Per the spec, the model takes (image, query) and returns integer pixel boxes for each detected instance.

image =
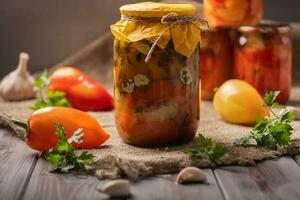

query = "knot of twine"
[121,12,208,63]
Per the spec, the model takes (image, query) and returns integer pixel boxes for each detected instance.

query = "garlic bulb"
[0,52,36,101]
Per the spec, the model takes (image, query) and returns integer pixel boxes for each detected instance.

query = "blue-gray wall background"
[0,0,299,78]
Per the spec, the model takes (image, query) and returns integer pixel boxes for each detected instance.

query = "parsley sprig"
[234,91,295,150]
[184,134,227,167]
[32,70,71,110]
[44,123,97,173]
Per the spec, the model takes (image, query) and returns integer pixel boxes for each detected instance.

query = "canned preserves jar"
[201,28,233,100]
[204,0,264,27]
[110,2,207,146]
[234,24,292,104]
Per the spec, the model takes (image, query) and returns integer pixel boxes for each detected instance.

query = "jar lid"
[237,23,291,34]
[120,2,197,17]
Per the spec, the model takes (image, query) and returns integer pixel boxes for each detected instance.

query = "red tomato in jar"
[234,45,291,104]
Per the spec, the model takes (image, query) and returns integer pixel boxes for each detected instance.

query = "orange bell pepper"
[14,107,110,152]
[49,67,114,111]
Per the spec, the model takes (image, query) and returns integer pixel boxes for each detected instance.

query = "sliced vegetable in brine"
[113,39,200,146]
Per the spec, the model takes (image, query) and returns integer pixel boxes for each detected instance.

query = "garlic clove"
[134,74,150,87]
[0,52,36,101]
[121,79,134,94]
[176,167,207,184]
[135,101,179,122]
[98,179,131,197]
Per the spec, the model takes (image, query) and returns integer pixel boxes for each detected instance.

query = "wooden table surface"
[1,127,300,200]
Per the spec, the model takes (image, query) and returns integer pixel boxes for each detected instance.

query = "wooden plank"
[0,128,28,151]
[23,156,224,200]
[214,157,300,200]
[0,129,39,200]
[2,121,299,200]
[22,157,107,200]
[215,166,265,200]
[293,155,300,166]
[257,157,300,200]
[129,169,224,200]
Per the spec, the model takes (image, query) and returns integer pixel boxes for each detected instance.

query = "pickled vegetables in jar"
[204,0,264,27]
[111,2,206,146]
[200,28,233,100]
[234,24,292,104]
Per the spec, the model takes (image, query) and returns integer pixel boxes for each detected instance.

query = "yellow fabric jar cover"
[111,2,205,57]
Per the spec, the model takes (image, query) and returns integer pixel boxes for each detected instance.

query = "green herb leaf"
[280,109,296,122]
[34,69,51,91]
[44,123,97,174]
[54,123,66,139]
[263,91,280,107]
[233,135,254,146]
[46,90,66,100]
[184,148,205,158]
[234,91,295,150]
[32,90,71,110]
[269,103,285,109]
[77,151,97,165]
[45,153,65,165]
[184,134,227,168]
[67,128,84,144]
[31,100,52,111]
[32,70,71,110]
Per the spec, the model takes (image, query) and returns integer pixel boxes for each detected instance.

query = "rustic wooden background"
[1,0,300,78]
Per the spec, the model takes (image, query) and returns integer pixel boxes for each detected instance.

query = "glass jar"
[234,24,292,104]
[200,28,233,100]
[111,2,204,146]
[204,0,264,27]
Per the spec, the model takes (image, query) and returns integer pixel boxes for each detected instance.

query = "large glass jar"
[111,2,204,146]
[200,28,233,100]
[204,0,264,27]
[234,24,292,104]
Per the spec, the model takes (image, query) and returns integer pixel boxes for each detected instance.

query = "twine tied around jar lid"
[121,12,208,63]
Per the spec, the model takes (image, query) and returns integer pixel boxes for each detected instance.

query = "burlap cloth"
[1,3,300,178]
[0,88,300,179]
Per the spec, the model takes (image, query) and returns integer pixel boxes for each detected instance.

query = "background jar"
[234,24,292,104]
[204,0,264,27]
[200,28,233,100]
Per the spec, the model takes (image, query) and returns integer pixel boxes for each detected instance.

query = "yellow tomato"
[213,79,269,125]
